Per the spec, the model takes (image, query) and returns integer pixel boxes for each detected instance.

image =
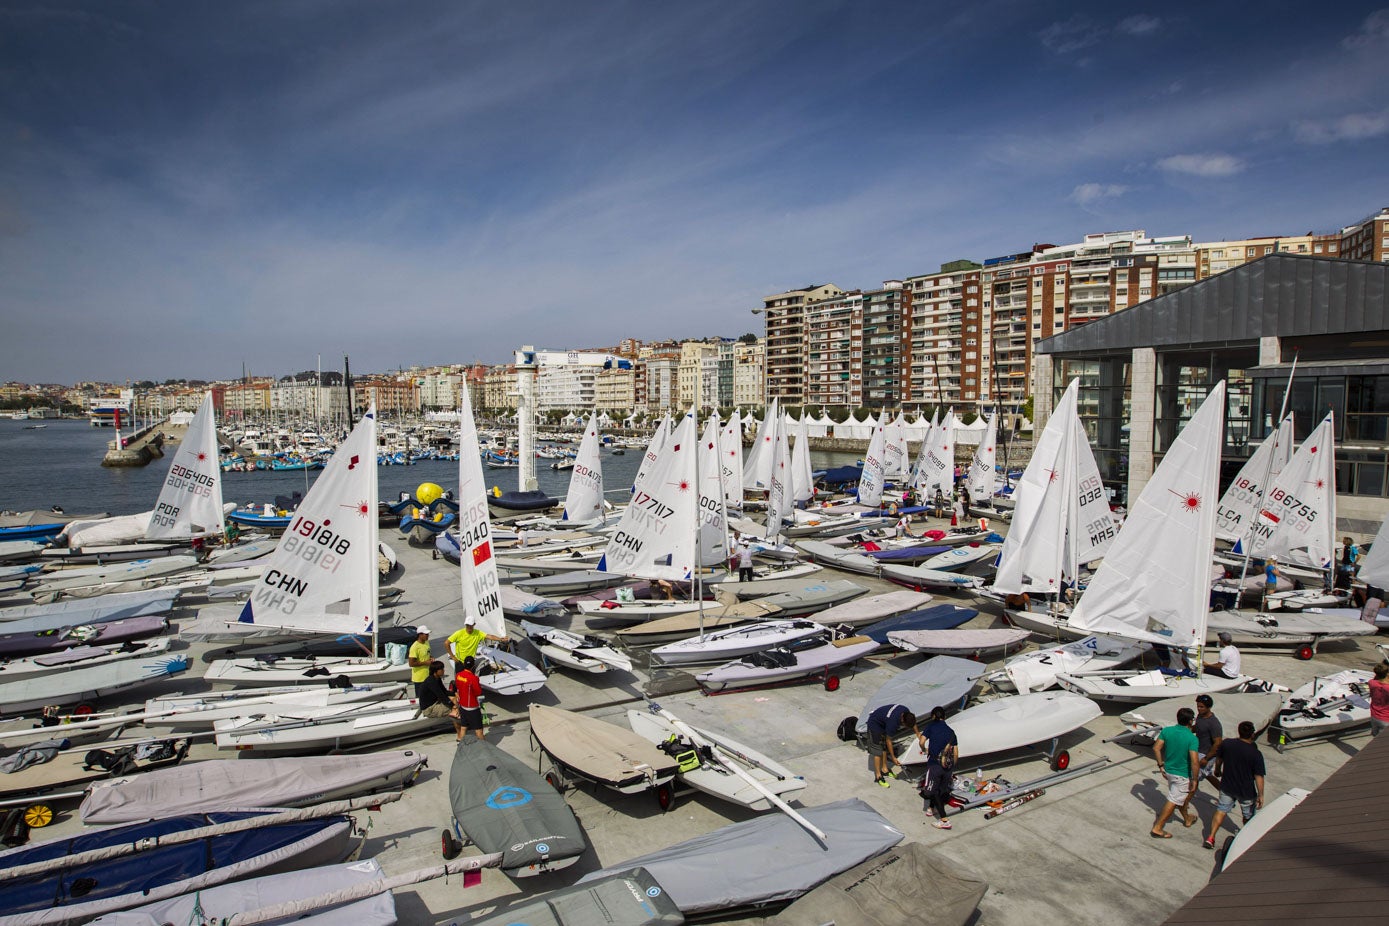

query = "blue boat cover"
[859,605,978,645]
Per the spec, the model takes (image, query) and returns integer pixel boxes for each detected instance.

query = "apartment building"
[760,283,843,405]
[1339,207,1389,262]
[732,339,765,409]
[904,262,984,410]
[223,379,273,417]
[482,366,516,412]
[804,291,863,409]
[644,356,680,413]
[594,365,637,412]
[354,377,419,414]
[861,283,909,408]
[535,364,599,412]
[678,339,725,411]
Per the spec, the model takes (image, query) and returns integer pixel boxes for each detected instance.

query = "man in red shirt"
[453,655,485,742]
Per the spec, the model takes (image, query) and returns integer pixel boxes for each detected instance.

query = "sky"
[2,1,1388,384]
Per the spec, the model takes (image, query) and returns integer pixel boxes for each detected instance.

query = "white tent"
[905,413,931,441]
[834,411,877,441]
[560,411,580,425]
[595,412,615,427]
[953,416,989,446]
[813,411,835,438]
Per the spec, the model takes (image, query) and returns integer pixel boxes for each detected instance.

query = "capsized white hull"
[144,682,410,730]
[518,620,632,674]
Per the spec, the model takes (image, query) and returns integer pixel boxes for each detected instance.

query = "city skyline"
[3,2,1388,383]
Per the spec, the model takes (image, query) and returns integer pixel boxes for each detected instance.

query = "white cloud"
[1156,153,1245,177]
[1070,183,1130,207]
[1343,8,1389,48]
[1294,110,1389,144]
[1117,15,1161,36]
[1039,16,1104,54]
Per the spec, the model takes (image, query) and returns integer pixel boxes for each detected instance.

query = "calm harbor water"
[0,419,860,517]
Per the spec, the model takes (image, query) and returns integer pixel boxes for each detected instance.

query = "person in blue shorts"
[864,704,921,788]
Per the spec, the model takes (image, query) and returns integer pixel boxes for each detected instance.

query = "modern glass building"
[1034,254,1389,534]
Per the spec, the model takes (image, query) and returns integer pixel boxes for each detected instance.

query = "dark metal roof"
[1038,254,1389,356]
[1163,731,1389,925]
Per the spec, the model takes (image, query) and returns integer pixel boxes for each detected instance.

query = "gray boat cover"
[0,589,178,634]
[855,655,986,733]
[765,842,988,926]
[722,580,868,619]
[451,867,683,926]
[579,799,904,915]
[81,751,427,824]
[449,736,586,875]
[87,858,394,926]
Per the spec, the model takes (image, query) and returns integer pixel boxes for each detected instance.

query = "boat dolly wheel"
[440,829,463,860]
[823,674,840,692]
[1050,750,1071,773]
[1294,644,1314,661]
[656,782,675,812]
[544,766,567,792]
[24,804,54,828]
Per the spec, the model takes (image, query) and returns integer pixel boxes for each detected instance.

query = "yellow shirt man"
[447,618,507,665]
[408,626,433,686]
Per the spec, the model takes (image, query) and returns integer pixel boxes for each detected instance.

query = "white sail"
[238,409,379,635]
[601,408,698,581]
[720,411,745,508]
[1065,412,1117,569]
[883,413,908,480]
[1215,413,1294,545]
[765,412,794,540]
[907,409,938,490]
[791,410,814,505]
[1246,411,1337,569]
[914,408,955,499]
[1355,514,1389,588]
[697,414,729,567]
[856,415,887,508]
[992,384,1077,597]
[1069,382,1227,649]
[632,414,670,496]
[563,411,605,522]
[744,398,778,490]
[457,383,505,636]
[147,392,225,540]
[966,413,998,501]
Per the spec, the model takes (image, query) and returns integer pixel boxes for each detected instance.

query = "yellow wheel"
[24,804,54,828]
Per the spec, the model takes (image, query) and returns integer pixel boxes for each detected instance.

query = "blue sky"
[2,1,1387,383]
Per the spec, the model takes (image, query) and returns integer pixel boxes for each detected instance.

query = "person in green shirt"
[407,626,433,699]
[1151,707,1200,839]
[446,616,508,671]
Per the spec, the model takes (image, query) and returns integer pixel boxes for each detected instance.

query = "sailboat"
[988,380,1116,638]
[561,410,605,525]
[883,412,908,485]
[205,409,405,687]
[147,392,226,541]
[456,382,546,696]
[855,415,887,509]
[1057,383,1268,701]
[966,412,1007,519]
[743,398,778,494]
[1204,410,1372,654]
[720,411,745,510]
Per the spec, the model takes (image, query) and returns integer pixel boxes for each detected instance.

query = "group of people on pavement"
[1150,694,1266,848]
[407,619,509,741]
[863,702,959,830]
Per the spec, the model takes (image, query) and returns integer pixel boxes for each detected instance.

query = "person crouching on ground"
[1151,707,1199,839]
[864,703,920,788]
[417,660,462,740]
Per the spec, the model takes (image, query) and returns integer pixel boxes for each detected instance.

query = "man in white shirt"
[735,539,754,582]
[1203,632,1242,679]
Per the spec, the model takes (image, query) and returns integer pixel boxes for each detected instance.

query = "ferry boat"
[88,389,134,427]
